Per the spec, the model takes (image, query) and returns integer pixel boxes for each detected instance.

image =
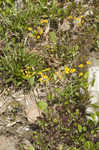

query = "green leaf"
[0,66,4,71]
[96,111,99,117]
[16,81,22,87]
[83,126,87,132]
[84,71,89,79]
[82,81,88,88]
[64,8,70,16]
[91,104,99,109]
[52,0,57,8]
[84,141,95,150]
[5,77,13,83]
[6,0,13,6]
[57,8,63,16]
[96,142,99,150]
[49,31,56,43]
[90,113,97,122]
[37,101,48,113]
[28,146,35,150]
[78,124,82,133]
[91,78,95,87]
[28,77,34,86]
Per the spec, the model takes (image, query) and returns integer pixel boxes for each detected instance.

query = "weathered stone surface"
[24,90,41,123]
[0,89,41,123]
[0,136,18,150]
[87,53,99,122]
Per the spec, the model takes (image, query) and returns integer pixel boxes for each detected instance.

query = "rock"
[0,136,18,150]
[24,90,41,123]
[60,19,70,32]
[87,54,99,122]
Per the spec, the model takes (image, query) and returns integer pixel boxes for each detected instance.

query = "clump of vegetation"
[0,0,99,150]
[30,72,99,150]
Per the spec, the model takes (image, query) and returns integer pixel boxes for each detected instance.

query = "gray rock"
[87,54,99,123]
[0,136,18,150]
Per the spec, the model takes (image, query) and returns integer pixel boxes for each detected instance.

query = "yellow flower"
[81,16,84,18]
[34,30,38,34]
[40,19,48,24]
[76,18,81,21]
[78,64,84,68]
[54,72,58,75]
[70,68,76,73]
[38,77,43,82]
[77,22,82,27]
[86,61,91,65]
[25,71,31,78]
[40,19,44,24]
[27,71,30,75]
[42,68,50,72]
[37,26,41,30]
[25,70,28,74]
[32,72,35,76]
[37,35,40,39]
[39,28,43,35]
[65,67,70,74]
[73,16,77,20]
[58,75,62,80]
[44,19,48,23]
[26,66,30,70]
[78,72,83,77]
[68,16,73,19]
[26,75,31,78]
[38,75,49,83]
[81,20,84,24]
[43,75,49,80]
[38,72,43,76]
[28,27,32,31]
[20,69,24,72]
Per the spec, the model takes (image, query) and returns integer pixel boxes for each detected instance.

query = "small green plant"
[0,48,45,87]
[31,74,98,150]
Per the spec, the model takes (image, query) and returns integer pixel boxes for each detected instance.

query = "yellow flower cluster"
[78,61,91,78]
[86,61,91,65]
[63,60,91,78]
[70,68,76,73]
[64,67,70,74]
[64,67,76,74]
[28,19,48,40]
[40,19,48,24]
[28,26,44,40]
[20,66,35,79]
[20,60,91,83]
[78,72,83,77]
[54,71,63,80]
[34,26,44,39]
[78,64,84,68]
[37,26,43,35]
[28,27,32,31]
[21,69,31,78]
[42,60,91,82]
[68,15,85,27]
[38,68,50,83]
[38,72,49,83]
